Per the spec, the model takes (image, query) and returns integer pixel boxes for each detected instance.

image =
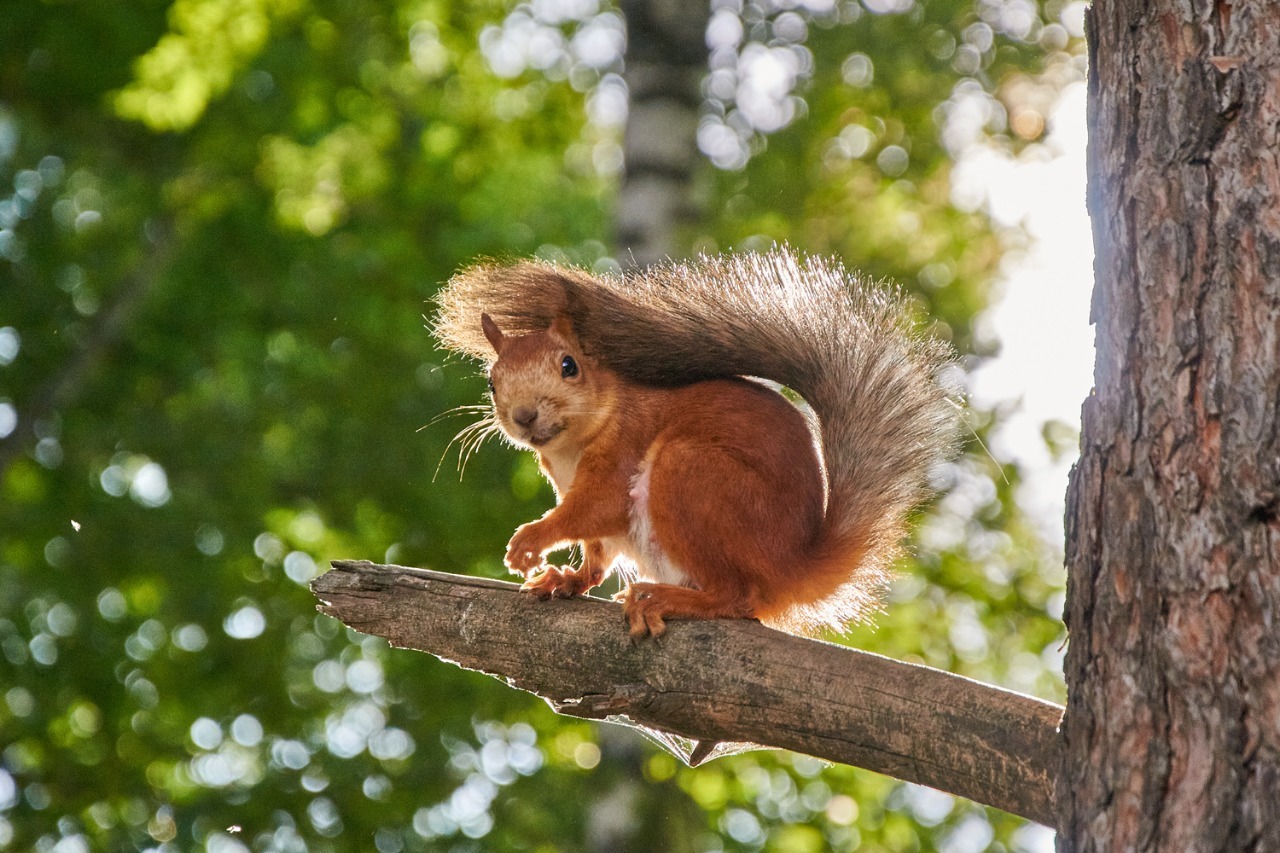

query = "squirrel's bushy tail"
[436,249,960,634]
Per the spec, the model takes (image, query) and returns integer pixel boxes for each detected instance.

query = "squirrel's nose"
[512,407,537,428]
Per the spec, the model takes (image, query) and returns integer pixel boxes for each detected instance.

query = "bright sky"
[910,85,1093,853]
[967,81,1095,548]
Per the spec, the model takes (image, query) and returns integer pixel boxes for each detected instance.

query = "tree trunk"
[615,0,708,267]
[1061,0,1280,848]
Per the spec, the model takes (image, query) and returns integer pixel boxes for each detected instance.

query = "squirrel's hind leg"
[614,582,754,638]
[631,434,822,629]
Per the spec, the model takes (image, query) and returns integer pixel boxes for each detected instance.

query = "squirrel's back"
[436,249,960,633]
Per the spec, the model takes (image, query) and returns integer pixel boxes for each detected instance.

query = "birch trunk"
[616,0,708,267]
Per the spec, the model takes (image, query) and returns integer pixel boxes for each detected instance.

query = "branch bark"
[312,560,1063,828]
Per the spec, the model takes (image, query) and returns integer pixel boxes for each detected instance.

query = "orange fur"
[436,251,959,637]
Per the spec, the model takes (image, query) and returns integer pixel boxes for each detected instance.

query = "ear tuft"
[481,313,505,354]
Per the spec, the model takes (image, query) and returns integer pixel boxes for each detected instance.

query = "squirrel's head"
[481,313,615,452]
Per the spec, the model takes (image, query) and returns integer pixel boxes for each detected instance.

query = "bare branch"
[312,560,1063,828]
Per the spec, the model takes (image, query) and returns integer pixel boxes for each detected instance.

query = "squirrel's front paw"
[504,522,551,576]
[521,566,586,599]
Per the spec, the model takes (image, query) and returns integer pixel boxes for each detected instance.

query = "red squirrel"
[435,250,958,638]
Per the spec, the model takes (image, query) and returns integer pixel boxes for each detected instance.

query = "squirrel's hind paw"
[616,583,668,639]
[616,582,756,639]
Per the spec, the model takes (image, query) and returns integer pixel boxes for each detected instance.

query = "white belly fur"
[627,463,691,587]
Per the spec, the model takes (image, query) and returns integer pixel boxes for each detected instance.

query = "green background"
[0,0,1078,849]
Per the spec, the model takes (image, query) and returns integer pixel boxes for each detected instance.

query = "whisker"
[457,420,503,479]
[434,415,499,481]
[417,404,493,433]
[953,399,1008,485]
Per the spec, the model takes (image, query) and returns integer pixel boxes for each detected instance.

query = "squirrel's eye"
[560,355,579,379]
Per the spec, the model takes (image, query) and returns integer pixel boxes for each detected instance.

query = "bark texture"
[616,0,708,267]
[1062,0,1280,848]
[313,560,1064,827]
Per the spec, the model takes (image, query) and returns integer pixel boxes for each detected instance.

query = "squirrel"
[434,249,959,638]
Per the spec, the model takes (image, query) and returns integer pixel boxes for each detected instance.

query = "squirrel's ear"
[480,313,505,354]
[548,314,576,342]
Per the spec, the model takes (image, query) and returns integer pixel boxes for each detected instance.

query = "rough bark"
[313,560,1063,827]
[615,0,709,267]
[1061,0,1280,847]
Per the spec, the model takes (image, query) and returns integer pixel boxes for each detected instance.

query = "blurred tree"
[614,0,708,267]
[0,0,1078,850]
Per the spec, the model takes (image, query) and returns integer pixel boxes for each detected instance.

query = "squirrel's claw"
[504,521,550,575]
[521,565,587,599]
[617,583,667,639]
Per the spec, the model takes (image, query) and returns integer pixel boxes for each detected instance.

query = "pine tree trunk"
[1061,0,1280,848]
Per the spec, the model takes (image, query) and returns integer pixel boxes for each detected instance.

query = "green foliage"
[0,0,1075,850]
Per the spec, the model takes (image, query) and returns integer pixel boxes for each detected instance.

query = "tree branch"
[312,560,1063,828]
